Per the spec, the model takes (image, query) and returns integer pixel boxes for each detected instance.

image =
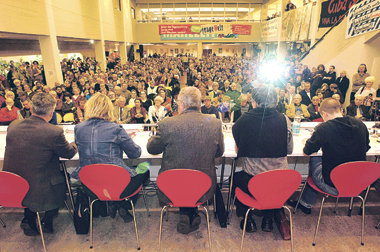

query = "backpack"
[73,187,90,234]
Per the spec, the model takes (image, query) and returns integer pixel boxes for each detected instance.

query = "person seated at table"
[0,98,20,125]
[201,96,219,118]
[288,98,370,214]
[307,96,322,121]
[19,97,32,119]
[148,96,167,123]
[113,96,131,124]
[355,76,377,107]
[232,85,293,233]
[130,98,147,124]
[286,94,310,121]
[61,92,76,120]
[73,93,149,222]
[346,96,371,120]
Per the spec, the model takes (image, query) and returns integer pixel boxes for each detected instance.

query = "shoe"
[20,218,39,236]
[287,200,311,215]
[118,208,133,223]
[240,218,257,233]
[42,221,54,234]
[177,214,199,234]
[261,217,273,232]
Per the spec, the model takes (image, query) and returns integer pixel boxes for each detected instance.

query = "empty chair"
[294,161,380,246]
[233,169,301,252]
[156,169,212,251]
[0,171,47,252]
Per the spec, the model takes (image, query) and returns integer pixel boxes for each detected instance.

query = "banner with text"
[319,0,358,28]
[261,18,280,41]
[346,0,380,38]
[159,24,252,40]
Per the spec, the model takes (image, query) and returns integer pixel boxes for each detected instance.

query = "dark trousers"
[24,208,58,224]
[232,171,274,219]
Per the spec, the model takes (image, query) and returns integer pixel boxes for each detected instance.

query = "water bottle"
[293,108,301,135]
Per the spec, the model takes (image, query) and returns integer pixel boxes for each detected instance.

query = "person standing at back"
[232,85,293,233]
[147,86,224,234]
[3,93,77,236]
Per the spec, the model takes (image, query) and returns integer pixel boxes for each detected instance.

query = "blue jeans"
[299,157,338,208]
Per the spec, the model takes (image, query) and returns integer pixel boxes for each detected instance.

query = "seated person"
[19,97,32,119]
[289,98,370,214]
[332,93,342,104]
[73,93,149,222]
[61,92,76,118]
[276,89,288,114]
[148,96,167,123]
[201,96,219,118]
[346,96,371,120]
[0,98,20,125]
[130,98,147,123]
[307,96,321,121]
[113,96,132,124]
[286,94,310,121]
[355,76,377,107]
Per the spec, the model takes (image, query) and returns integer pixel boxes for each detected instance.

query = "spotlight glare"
[259,60,286,82]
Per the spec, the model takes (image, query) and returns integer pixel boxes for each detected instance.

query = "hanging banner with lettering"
[346,0,380,38]
[159,24,251,40]
[261,18,280,41]
[319,0,358,28]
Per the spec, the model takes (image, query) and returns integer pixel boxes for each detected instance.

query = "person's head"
[329,65,335,72]
[178,86,201,113]
[159,89,166,99]
[134,98,142,108]
[319,98,342,121]
[63,92,72,102]
[340,70,346,77]
[240,94,249,106]
[304,82,311,92]
[332,93,341,103]
[230,82,237,91]
[108,91,116,100]
[89,87,95,94]
[154,95,164,106]
[358,64,367,73]
[14,79,21,87]
[321,83,329,91]
[317,64,325,71]
[355,96,364,106]
[252,85,277,108]
[122,83,128,90]
[329,83,338,92]
[289,85,296,94]
[114,86,121,96]
[116,96,126,107]
[55,86,62,94]
[293,94,302,105]
[204,96,212,108]
[31,93,56,120]
[73,87,80,95]
[5,98,14,107]
[140,91,147,99]
[365,76,375,88]
[131,90,137,98]
[5,91,15,100]
[21,98,32,109]
[316,89,323,100]
[311,96,320,106]
[212,82,219,91]
[85,93,115,121]
[78,97,86,108]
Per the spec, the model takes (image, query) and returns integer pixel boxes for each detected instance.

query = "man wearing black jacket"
[335,70,350,103]
[290,98,370,214]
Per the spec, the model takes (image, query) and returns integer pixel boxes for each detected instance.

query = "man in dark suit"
[3,93,77,236]
[346,96,371,120]
[147,87,224,234]
[300,82,312,106]
[335,70,350,103]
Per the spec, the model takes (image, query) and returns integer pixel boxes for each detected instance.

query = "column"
[40,0,63,87]
[94,40,106,71]
[309,1,322,47]
[197,42,203,59]
[119,42,127,63]
[134,43,140,61]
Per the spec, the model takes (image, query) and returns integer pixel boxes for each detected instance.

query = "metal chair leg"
[230,195,237,223]
[312,196,326,246]
[348,197,354,217]
[129,199,141,250]
[89,199,98,249]
[141,188,151,217]
[359,186,370,215]
[283,206,294,252]
[165,207,169,222]
[240,208,253,252]
[0,216,5,228]
[357,196,365,246]
[334,198,339,214]
[226,158,237,221]
[294,180,308,214]
[158,205,169,252]
[202,206,212,252]
[36,212,47,252]
[61,162,75,217]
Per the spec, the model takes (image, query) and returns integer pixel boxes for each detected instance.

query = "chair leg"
[158,205,169,252]
[141,188,151,217]
[294,180,308,214]
[357,196,365,246]
[312,196,326,246]
[230,195,237,223]
[89,199,98,249]
[213,194,217,219]
[36,212,47,252]
[129,199,141,250]
[283,206,294,252]
[202,206,212,252]
[62,162,75,217]
[348,197,354,217]
[0,216,5,228]
[165,207,169,222]
[334,198,339,214]
[240,208,253,252]
[359,186,370,215]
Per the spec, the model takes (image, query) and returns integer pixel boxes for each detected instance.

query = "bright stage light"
[258,60,287,83]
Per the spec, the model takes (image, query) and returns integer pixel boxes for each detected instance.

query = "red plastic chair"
[0,171,47,252]
[79,164,144,250]
[156,169,212,251]
[233,169,301,252]
[294,161,380,246]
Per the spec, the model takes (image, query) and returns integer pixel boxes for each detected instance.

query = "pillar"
[197,42,203,59]
[94,40,106,71]
[134,43,140,61]
[119,42,127,63]
[40,0,63,87]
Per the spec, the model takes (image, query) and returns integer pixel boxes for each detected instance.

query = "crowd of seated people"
[0,54,378,127]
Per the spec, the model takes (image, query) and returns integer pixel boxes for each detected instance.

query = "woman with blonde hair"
[72,93,149,221]
[355,76,377,107]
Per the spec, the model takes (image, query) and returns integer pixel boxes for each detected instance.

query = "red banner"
[159,25,201,35]
[231,25,252,35]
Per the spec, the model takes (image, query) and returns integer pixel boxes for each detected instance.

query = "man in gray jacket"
[147,86,224,234]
